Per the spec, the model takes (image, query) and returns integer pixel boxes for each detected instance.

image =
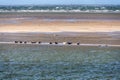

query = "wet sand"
[0,32,120,45]
[0,41,120,47]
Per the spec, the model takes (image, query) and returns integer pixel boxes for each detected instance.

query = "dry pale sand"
[0,19,120,32]
[0,12,120,33]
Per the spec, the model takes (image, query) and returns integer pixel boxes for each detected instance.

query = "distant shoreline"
[0,11,120,13]
[0,5,120,13]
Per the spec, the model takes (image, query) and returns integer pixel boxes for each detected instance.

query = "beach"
[0,12,120,32]
[0,20,120,32]
[0,12,120,45]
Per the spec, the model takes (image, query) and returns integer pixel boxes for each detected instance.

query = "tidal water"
[0,44,120,80]
[0,5,120,13]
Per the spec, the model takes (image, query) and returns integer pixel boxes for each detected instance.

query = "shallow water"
[0,44,120,80]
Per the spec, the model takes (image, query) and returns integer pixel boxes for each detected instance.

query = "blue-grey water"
[0,44,120,80]
[0,5,120,13]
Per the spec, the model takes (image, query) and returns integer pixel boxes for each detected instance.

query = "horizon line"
[0,4,120,6]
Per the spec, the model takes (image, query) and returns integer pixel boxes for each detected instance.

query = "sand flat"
[0,20,120,32]
[0,12,120,45]
[0,12,120,32]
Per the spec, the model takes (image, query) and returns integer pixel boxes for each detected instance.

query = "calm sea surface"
[0,44,120,80]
